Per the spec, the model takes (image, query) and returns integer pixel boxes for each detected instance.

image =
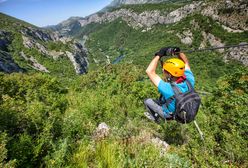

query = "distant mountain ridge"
[108,0,169,7]
[53,0,248,35]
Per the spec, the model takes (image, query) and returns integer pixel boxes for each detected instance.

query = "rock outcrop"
[0,31,12,52]
[56,0,247,37]
[49,0,248,67]
[93,122,110,141]
[0,27,88,74]
[109,0,167,7]
[19,26,88,74]
[201,0,248,32]
[22,35,49,55]
[76,2,203,30]
[224,43,248,66]
[176,30,193,46]
[0,51,23,73]
[66,42,88,74]
[200,32,225,53]
[20,51,49,73]
[21,27,60,42]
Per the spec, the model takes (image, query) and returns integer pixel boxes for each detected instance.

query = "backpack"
[165,79,201,124]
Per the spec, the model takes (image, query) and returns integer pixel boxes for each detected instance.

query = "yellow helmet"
[163,58,185,77]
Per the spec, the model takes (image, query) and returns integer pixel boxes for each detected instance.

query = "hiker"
[144,47,196,123]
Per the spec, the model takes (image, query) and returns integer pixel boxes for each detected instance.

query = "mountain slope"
[0,13,88,75]
[76,0,247,68]
[0,1,248,167]
[47,0,248,88]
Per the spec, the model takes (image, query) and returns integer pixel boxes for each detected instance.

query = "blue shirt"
[157,69,195,117]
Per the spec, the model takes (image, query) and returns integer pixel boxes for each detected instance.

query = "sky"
[0,0,113,27]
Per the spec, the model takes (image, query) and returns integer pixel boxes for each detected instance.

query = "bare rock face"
[163,2,202,24]
[201,0,248,32]
[109,0,167,6]
[22,30,88,74]
[93,122,110,141]
[1,17,88,74]
[0,51,23,73]
[224,43,248,66]
[59,0,246,36]
[48,50,64,60]
[0,30,24,73]
[176,30,193,45]
[20,51,49,73]
[0,31,12,52]
[66,42,88,74]
[22,35,49,55]
[200,32,225,53]
[20,27,59,42]
[70,2,202,31]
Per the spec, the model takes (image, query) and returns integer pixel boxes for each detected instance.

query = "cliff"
[0,13,88,74]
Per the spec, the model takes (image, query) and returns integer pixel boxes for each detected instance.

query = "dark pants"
[144,98,172,119]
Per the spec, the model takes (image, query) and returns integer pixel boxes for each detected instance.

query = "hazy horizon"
[0,0,113,27]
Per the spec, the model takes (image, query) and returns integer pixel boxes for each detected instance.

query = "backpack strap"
[185,79,194,92]
[164,83,181,108]
[171,83,182,95]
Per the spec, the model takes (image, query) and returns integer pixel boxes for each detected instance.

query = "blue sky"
[0,0,113,27]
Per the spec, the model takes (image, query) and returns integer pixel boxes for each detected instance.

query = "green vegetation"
[0,63,247,167]
[0,13,77,77]
[85,14,247,90]
[85,14,247,69]
[1,2,248,167]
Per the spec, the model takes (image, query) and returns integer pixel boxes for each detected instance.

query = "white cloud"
[0,0,8,3]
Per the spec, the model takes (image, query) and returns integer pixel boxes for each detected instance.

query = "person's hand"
[172,47,180,54]
[155,47,180,58]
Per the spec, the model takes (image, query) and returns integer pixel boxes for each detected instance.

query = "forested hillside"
[0,0,248,167]
[0,13,88,76]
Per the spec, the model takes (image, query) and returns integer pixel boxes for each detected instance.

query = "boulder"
[93,122,110,141]
[177,30,193,45]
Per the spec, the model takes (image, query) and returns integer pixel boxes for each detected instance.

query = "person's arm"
[146,55,162,87]
[178,52,190,70]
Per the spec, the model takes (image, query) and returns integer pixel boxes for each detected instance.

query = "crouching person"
[144,47,195,123]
